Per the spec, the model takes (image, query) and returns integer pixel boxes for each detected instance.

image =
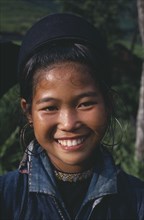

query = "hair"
[19,40,119,149]
[19,40,111,101]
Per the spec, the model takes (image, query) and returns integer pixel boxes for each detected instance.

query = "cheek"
[83,108,108,132]
[32,113,57,140]
[31,113,47,135]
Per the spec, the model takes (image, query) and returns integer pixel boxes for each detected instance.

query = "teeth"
[58,138,84,147]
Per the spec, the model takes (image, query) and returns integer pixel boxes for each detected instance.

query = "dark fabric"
[56,177,92,219]
[0,144,144,219]
[18,13,108,76]
[89,170,144,220]
[0,167,144,220]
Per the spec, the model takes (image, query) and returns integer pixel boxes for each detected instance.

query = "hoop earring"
[101,117,123,148]
[20,123,43,156]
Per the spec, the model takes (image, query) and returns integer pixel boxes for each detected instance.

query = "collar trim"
[54,168,93,182]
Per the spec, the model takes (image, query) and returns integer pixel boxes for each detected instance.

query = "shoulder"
[0,170,28,217]
[117,168,144,191]
[125,172,144,217]
[117,168,144,219]
[0,170,24,190]
[127,173,144,190]
[0,170,18,190]
[0,169,20,182]
[0,170,28,201]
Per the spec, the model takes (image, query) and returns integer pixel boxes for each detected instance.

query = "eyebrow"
[36,92,98,104]
[75,92,98,99]
[36,97,57,104]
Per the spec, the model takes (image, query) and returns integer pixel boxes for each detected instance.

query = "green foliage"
[113,81,139,120]
[54,0,138,43]
[117,40,144,58]
[112,121,144,180]
[0,0,58,35]
[0,127,22,174]
[0,86,23,174]
[109,81,144,180]
[0,86,20,144]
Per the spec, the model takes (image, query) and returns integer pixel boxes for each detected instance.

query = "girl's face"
[21,62,108,172]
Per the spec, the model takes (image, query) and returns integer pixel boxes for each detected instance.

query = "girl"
[0,13,144,220]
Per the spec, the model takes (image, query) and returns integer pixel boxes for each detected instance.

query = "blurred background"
[0,0,144,179]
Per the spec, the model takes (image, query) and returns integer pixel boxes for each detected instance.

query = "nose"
[58,109,81,131]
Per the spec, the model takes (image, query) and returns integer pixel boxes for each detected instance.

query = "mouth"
[58,137,85,146]
[55,136,88,151]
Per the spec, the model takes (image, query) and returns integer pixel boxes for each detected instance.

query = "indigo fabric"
[0,143,144,220]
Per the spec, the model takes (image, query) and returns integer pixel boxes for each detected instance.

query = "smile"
[57,137,85,147]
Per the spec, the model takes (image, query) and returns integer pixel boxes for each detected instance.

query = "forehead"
[34,62,97,88]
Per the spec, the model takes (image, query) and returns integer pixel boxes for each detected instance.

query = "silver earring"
[20,123,34,154]
[101,117,123,148]
[20,123,34,151]
[20,123,43,156]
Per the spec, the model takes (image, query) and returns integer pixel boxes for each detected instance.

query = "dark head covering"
[18,13,109,76]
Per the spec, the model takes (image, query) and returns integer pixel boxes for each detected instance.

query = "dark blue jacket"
[0,144,144,220]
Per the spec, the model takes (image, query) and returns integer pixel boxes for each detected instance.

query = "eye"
[43,105,58,112]
[78,101,96,109]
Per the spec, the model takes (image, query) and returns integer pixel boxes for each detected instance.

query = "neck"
[47,147,101,173]
[48,155,95,174]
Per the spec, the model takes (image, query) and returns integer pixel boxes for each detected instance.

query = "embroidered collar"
[54,168,93,182]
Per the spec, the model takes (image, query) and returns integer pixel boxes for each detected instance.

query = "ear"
[21,98,33,123]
